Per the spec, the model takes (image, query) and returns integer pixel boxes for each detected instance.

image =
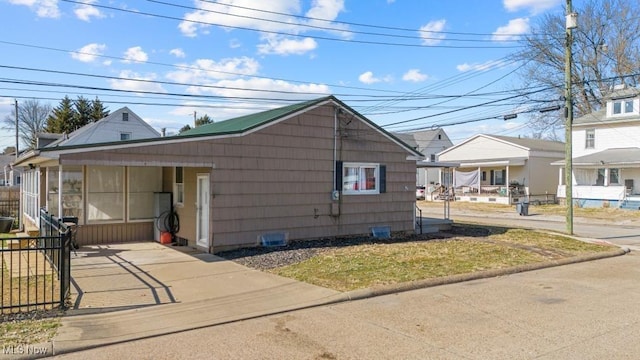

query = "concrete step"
[620,201,640,210]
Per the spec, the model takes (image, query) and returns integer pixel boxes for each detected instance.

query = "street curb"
[341,247,630,301]
[39,247,629,358]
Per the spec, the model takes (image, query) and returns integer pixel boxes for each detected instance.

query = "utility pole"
[193,111,197,127]
[14,99,18,160]
[565,0,577,235]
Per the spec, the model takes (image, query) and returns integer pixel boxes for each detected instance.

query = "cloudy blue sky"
[0,0,569,151]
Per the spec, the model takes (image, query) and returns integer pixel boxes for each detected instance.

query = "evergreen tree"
[90,97,109,121]
[179,124,192,133]
[46,96,75,134]
[195,114,213,127]
[72,96,92,131]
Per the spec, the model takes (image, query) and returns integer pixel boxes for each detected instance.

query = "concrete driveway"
[68,242,340,313]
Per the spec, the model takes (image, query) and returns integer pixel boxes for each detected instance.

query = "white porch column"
[477,166,481,192]
[559,167,563,185]
[58,165,63,217]
[506,165,510,185]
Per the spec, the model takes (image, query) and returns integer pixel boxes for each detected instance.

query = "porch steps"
[620,200,640,210]
[4,232,34,249]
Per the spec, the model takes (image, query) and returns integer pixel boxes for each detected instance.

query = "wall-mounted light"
[28,163,35,170]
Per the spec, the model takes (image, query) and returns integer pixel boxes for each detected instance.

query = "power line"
[149,0,522,43]
[0,40,406,95]
[192,0,552,38]
[59,0,524,49]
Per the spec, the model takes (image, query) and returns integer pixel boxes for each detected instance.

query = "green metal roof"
[180,97,331,136]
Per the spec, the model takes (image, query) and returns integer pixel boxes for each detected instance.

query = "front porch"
[557,184,631,208]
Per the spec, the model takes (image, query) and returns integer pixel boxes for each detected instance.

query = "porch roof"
[551,147,640,167]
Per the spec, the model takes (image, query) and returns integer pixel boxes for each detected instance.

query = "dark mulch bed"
[216,225,492,271]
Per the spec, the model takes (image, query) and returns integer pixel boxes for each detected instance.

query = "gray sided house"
[394,129,453,187]
[15,97,422,253]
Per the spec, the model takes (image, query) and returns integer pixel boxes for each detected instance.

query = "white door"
[196,174,210,249]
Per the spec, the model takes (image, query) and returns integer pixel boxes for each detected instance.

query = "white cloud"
[71,43,106,63]
[122,46,149,63]
[74,0,104,21]
[170,48,186,58]
[179,1,302,38]
[166,57,260,87]
[108,70,166,94]
[402,69,428,82]
[8,0,60,18]
[503,0,560,14]
[257,36,317,55]
[359,71,381,84]
[456,59,507,72]
[178,0,350,46]
[492,18,530,41]
[419,19,446,46]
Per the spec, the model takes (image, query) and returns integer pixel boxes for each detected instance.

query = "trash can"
[517,202,529,216]
[62,216,79,249]
[0,217,13,233]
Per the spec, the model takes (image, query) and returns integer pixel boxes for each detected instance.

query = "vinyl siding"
[61,103,416,251]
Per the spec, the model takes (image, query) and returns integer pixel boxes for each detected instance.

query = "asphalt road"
[54,252,640,360]
[52,205,640,360]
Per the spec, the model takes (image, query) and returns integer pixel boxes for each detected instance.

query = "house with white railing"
[437,134,565,204]
[553,84,640,208]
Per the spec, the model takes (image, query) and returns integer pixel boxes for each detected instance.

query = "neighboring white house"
[16,107,161,232]
[43,107,160,147]
[394,128,453,186]
[438,134,565,204]
[553,85,640,208]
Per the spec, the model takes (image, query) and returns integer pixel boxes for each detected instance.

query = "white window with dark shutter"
[340,162,384,195]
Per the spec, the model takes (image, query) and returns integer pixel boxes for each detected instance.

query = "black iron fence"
[0,209,73,313]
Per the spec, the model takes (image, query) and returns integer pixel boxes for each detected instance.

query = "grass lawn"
[271,225,615,292]
[0,316,60,347]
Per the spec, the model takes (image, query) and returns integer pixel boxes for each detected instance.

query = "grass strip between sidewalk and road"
[270,225,616,292]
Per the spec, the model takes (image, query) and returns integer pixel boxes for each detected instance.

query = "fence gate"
[0,209,72,313]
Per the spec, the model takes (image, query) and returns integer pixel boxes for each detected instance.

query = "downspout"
[332,106,341,218]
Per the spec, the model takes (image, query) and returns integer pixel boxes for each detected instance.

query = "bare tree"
[515,0,640,139]
[2,99,52,150]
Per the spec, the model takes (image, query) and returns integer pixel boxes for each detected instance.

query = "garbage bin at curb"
[517,202,529,216]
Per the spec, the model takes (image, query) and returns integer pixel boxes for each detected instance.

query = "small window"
[174,167,184,205]
[122,112,129,121]
[625,100,634,113]
[596,168,605,186]
[438,134,441,140]
[120,133,131,141]
[609,168,620,185]
[430,154,436,162]
[613,101,622,114]
[482,171,486,181]
[342,163,380,194]
[612,100,634,115]
[585,129,595,149]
